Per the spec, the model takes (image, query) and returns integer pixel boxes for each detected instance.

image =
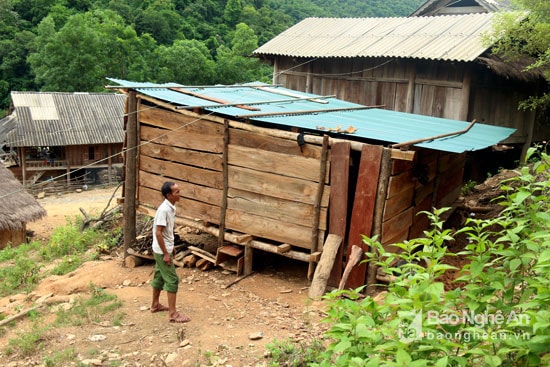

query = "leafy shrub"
[313,147,550,367]
[267,147,549,366]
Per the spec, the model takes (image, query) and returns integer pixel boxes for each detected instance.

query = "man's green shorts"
[151,253,179,293]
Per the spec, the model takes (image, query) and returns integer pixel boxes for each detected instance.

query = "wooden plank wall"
[378,149,464,249]
[276,56,549,146]
[137,107,330,251]
[380,156,415,248]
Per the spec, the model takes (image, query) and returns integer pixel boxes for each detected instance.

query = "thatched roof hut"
[0,163,46,248]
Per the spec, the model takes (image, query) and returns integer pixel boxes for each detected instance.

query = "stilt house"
[3,92,126,186]
[111,79,514,289]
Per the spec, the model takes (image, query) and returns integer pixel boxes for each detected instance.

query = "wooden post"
[218,120,229,249]
[244,245,253,275]
[308,135,329,279]
[366,148,392,295]
[123,90,138,261]
[309,234,342,299]
[20,147,26,186]
[107,144,112,184]
[459,69,471,121]
[345,145,383,288]
[327,142,351,287]
[406,64,416,113]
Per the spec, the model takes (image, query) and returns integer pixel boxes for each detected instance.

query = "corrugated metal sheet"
[6,92,126,147]
[109,79,515,154]
[253,13,496,61]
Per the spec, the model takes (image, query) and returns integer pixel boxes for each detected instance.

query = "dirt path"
[1,186,327,366]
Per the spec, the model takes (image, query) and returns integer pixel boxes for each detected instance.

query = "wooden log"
[196,258,213,270]
[123,90,138,260]
[0,306,41,327]
[308,234,343,299]
[338,245,364,291]
[183,254,198,267]
[124,255,145,268]
[189,246,216,263]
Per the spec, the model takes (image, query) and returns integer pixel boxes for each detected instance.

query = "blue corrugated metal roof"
[108,78,515,153]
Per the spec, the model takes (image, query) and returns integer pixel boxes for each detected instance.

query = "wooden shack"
[253,11,549,171]
[2,92,126,186]
[0,164,46,249]
[111,80,514,291]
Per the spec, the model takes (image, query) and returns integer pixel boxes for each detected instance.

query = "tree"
[154,39,216,85]
[28,10,155,91]
[490,0,550,112]
[215,23,271,84]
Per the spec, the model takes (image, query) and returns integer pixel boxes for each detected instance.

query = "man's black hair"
[161,181,175,199]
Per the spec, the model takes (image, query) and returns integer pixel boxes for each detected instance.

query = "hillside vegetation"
[0,0,424,114]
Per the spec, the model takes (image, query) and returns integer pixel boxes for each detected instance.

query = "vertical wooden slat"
[327,142,351,287]
[218,120,229,248]
[123,90,138,261]
[366,148,392,294]
[308,135,329,279]
[345,145,383,289]
[459,69,471,121]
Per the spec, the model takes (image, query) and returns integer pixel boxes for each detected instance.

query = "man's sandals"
[150,304,170,313]
[169,312,191,323]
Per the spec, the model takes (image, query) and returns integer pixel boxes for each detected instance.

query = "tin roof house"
[2,92,126,187]
[253,4,548,178]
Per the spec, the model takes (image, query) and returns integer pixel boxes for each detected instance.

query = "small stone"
[179,339,191,347]
[80,359,103,366]
[88,334,107,341]
[248,332,263,340]
[123,279,132,286]
[165,352,178,364]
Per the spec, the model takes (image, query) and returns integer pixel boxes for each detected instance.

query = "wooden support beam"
[327,142,351,286]
[346,145,383,288]
[309,234,343,299]
[366,148,393,295]
[123,90,138,262]
[309,135,329,279]
[277,244,292,253]
[218,120,229,249]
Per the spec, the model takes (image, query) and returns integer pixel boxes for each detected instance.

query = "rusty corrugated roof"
[108,79,515,154]
[5,92,126,147]
[253,13,497,62]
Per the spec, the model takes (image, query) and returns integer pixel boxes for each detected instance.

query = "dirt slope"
[1,186,326,367]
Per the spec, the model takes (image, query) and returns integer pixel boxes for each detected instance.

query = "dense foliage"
[0,0,424,114]
[490,0,550,114]
[267,146,550,366]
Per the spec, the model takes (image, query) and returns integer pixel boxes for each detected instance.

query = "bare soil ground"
[0,186,327,367]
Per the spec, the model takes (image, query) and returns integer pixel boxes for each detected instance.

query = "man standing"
[150,181,190,323]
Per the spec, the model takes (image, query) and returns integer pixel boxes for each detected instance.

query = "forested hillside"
[0,0,424,114]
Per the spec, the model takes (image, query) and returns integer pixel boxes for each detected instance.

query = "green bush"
[267,147,549,366]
